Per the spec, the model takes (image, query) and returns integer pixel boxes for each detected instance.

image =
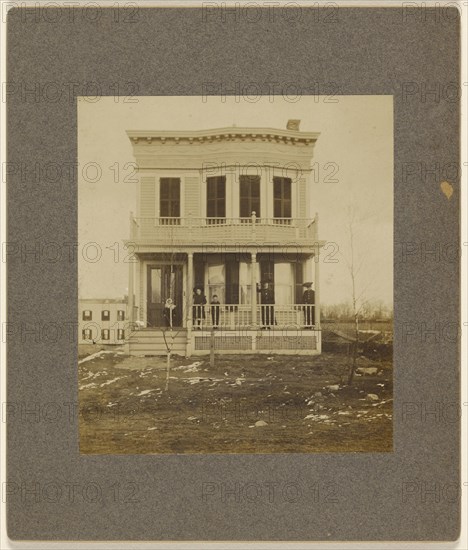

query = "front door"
[147,265,183,327]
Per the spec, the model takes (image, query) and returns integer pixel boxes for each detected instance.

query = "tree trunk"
[347,314,359,385]
[165,351,171,391]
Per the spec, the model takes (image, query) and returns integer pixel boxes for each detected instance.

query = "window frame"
[273,176,292,219]
[82,310,92,321]
[206,176,226,221]
[239,175,261,219]
[159,177,181,222]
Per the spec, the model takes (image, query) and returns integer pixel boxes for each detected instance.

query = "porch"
[128,253,321,331]
[126,219,323,356]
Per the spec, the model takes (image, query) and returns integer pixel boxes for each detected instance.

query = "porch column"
[314,245,321,329]
[128,211,135,325]
[186,253,194,356]
[250,252,257,325]
[187,253,194,329]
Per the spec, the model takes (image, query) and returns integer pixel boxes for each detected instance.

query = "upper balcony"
[129,212,319,251]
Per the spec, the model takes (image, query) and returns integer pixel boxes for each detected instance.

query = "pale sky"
[78,96,393,307]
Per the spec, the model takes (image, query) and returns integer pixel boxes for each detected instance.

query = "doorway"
[146,264,183,327]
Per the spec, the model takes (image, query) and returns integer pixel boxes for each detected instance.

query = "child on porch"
[210,294,220,329]
[163,298,176,328]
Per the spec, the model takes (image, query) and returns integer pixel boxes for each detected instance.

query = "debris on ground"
[79,350,393,453]
[356,367,379,376]
[366,393,379,401]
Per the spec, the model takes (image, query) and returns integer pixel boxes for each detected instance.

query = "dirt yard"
[79,349,393,454]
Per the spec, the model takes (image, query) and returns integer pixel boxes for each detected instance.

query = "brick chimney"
[287,119,300,131]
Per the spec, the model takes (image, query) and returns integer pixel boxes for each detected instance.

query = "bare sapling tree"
[161,223,181,392]
[341,205,373,386]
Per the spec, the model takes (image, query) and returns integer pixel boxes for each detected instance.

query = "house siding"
[184,176,200,217]
[140,176,156,218]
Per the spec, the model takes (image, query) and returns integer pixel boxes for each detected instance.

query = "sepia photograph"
[5,3,463,544]
[78,95,393,454]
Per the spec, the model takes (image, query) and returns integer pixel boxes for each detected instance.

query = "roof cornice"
[126,126,320,146]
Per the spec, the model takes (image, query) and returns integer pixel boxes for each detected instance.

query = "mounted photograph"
[78,95,393,454]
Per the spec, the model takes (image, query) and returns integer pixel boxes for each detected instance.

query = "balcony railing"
[130,212,317,245]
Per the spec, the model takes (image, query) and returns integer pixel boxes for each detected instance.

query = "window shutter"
[225,259,239,304]
[298,177,307,218]
[194,256,205,290]
[295,261,303,303]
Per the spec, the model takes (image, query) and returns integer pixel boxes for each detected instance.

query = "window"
[117,329,125,340]
[160,178,181,224]
[82,328,92,340]
[207,263,225,303]
[150,268,162,303]
[274,263,294,304]
[273,177,292,221]
[206,176,226,222]
[102,310,110,321]
[239,261,260,304]
[225,259,239,305]
[101,329,110,341]
[117,310,125,321]
[240,175,260,219]
[82,310,92,321]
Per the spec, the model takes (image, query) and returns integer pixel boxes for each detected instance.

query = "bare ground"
[79,350,393,454]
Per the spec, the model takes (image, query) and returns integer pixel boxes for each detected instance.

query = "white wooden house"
[125,120,324,356]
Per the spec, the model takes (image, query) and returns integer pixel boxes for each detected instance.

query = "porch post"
[186,252,194,356]
[128,211,135,325]
[251,252,257,325]
[314,245,321,329]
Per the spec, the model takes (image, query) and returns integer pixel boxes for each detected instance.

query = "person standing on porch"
[302,282,315,328]
[193,286,206,330]
[258,281,275,329]
[210,294,220,329]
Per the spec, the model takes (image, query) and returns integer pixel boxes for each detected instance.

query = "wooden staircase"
[127,328,188,357]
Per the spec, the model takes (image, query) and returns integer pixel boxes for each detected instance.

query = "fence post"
[210,327,215,368]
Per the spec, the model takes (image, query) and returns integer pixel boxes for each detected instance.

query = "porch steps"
[127,329,188,356]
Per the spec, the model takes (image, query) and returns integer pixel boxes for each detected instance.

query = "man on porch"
[258,280,275,329]
[302,281,315,329]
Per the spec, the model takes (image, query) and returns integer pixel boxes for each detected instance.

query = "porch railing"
[130,213,316,244]
[192,303,317,330]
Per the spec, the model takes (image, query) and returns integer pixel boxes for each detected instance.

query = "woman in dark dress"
[192,287,207,329]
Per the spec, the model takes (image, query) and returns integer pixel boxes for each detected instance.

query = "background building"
[78,298,128,345]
